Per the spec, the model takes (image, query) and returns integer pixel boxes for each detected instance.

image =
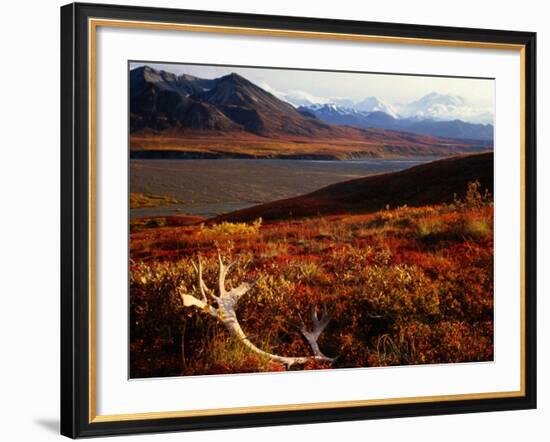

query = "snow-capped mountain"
[257,85,331,108]
[302,103,358,114]
[355,97,400,118]
[269,92,359,109]
[297,103,374,127]
[399,92,493,124]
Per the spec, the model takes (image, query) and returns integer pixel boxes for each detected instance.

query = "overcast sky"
[130,61,494,113]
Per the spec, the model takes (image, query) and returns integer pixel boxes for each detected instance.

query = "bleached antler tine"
[191,257,211,303]
[217,251,228,297]
[311,305,319,324]
[317,309,332,333]
[228,281,254,304]
[177,285,217,318]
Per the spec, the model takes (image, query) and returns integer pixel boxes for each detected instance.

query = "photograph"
[0,0,542,439]
[129,62,495,379]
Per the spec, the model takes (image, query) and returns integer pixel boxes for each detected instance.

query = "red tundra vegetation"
[129,178,493,378]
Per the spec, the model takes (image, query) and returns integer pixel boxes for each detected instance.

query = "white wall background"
[0,0,546,440]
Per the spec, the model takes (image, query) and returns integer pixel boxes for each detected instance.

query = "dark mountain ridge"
[130,66,217,96]
[131,67,343,138]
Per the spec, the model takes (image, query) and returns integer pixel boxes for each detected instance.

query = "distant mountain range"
[130,66,493,158]
[298,103,493,142]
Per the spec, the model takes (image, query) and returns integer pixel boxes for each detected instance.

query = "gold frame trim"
[88,18,527,424]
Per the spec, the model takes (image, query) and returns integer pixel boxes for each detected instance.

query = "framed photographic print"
[60,2,537,438]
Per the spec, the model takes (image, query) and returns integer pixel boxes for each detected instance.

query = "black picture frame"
[61,2,537,438]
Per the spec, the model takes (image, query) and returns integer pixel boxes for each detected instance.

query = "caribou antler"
[178,252,334,367]
[300,306,332,359]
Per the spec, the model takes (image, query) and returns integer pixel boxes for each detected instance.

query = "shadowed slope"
[213,152,493,223]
